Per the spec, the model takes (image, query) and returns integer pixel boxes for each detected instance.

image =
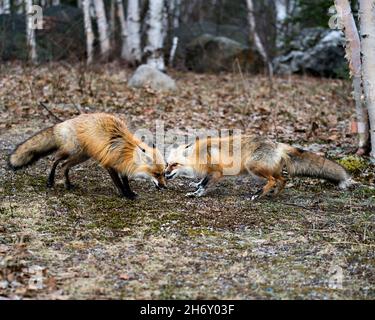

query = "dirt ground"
[0,62,374,299]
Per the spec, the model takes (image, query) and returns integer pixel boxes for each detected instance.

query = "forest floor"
[0,62,374,299]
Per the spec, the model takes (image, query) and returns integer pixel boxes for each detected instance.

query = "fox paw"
[189,181,201,189]
[185,188,205,198]
[46,181,54,189]
[125,192,138,200]
[249,193,262,201]
[65,183,76,191]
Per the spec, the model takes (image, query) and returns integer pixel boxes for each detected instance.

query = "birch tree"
[15,0,23,13]
[246,0,273,78]
[359,0,375,159]
[1,0,10,14]
[275,0,287,48]
[145,0,166,71]
[92,0,110,58]
[25,0,37,63]
[124,0,142,64]
[83,0,94,64]
[335,0,369,153]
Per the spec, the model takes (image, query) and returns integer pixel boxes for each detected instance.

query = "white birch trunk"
[335,0,369,152]
[83,0,94,64]
[169,0,181,30]
[25,0,37,63]
[93,0,110,58]
[124,0,142,64]
[146,0,166,71]
[275,0,287,48]
[246,0,273,78]
[3,0,10,13]
[15,0,23,14]
[168,36,178,66]
[359,0,375,159]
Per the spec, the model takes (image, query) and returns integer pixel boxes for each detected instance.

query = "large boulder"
[185,34,263,73]
[273,28,347,78]
[128,65,177,92]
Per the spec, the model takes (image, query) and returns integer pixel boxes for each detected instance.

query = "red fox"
[164,135,352,199]
[8,113,166,199]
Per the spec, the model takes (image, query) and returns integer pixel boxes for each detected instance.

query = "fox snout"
[154,176,167,190]
[164,168,177,180]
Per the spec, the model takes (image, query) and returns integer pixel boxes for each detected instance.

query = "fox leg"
[47,152,68,188]
[251,176,277,201]
[274,176,286,196]
[120,175,138,200]
[186,172,222,198]
[107,168,126,197]
[107,168,136,200]
[61,155,88,190]
[189,177,205,189]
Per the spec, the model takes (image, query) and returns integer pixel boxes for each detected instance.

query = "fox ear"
[137,145,153,165]
[183,143,194,157]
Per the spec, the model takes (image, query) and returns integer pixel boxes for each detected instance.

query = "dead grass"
[0,62,374,299]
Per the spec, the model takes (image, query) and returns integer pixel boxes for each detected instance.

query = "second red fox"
[8,113,167,199]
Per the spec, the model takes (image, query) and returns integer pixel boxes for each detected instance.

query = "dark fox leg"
[107,168,124,196]
[186,172,222,198]
[120,175,138,200]
[107,168,136,200]
[189,177,206,190]
[47,152,68,188]
[61,155,88,190]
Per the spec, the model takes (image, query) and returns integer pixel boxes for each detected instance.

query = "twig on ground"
[39,102,63,123]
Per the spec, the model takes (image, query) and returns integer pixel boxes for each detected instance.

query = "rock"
[274,28,347,78]
[128,65,177,92]
[185,34,263,73]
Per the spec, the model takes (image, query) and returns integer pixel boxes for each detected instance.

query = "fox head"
[133,144,167,189]
[165,143,196,180]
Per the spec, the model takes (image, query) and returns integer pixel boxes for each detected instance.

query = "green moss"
[338,155,368,173]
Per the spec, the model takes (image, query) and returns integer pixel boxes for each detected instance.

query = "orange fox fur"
[165,135,351,199]
[9,113,166,199]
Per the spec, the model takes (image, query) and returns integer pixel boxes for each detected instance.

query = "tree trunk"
[83,0,94,64]
[52,0,60,5]
[116,0,128,60]
[246,0,273,79]
[335,0,369,153]
[15,0,23,14]
[109,0,116,45]
[275,0,287,48]
[146,0,166,71]
[359,0,375,159]
[92,0,110,59]
[124,0,142,64]
[171,0,181,30]
[3,0,10,13]
[25,0,37,63]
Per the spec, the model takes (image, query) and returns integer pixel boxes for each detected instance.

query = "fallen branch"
[39,102,63,123]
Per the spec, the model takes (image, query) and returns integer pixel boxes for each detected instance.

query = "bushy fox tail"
[8,127,58,170]
[279,143,351,189]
